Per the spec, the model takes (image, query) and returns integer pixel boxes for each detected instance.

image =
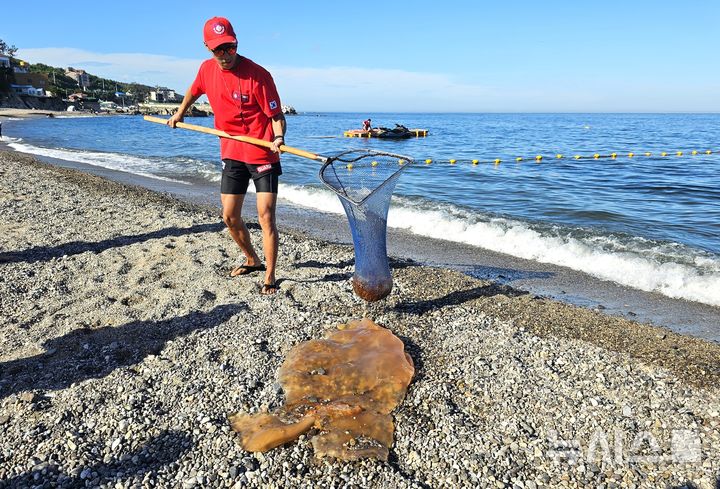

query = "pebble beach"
[1,150,719,488]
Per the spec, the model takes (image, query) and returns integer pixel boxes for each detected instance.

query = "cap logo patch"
[213,24,225,35]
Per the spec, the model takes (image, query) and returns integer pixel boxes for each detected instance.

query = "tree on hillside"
[28,63,77,97]
[0,67,11,94]
[127,83,152,104]
[0,39,18,57]
[0,40,15,94]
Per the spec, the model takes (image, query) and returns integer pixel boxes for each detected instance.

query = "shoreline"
[0,108,126,119]
[1,151,719,487]
[2,129,718,343]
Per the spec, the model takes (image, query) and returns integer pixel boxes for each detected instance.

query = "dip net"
[319,150,414,302]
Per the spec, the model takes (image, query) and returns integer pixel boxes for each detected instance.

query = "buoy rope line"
[419,149,717,166]
[338,149,717,169]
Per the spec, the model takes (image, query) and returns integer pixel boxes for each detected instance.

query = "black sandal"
[230,263,266,277]
[260,283,279,295]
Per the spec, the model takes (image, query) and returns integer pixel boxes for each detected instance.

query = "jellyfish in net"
[319,150,414,302]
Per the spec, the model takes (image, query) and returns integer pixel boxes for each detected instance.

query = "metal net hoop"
[319,150,414,206]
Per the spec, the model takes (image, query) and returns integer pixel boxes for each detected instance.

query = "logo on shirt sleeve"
[269,100,278,110]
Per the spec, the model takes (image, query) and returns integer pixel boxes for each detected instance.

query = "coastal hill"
[1,48,164,110]
[1,57,297,116]
[1,40,296,115]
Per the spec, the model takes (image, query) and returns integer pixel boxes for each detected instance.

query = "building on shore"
[12,62,28,74]
[66,92,100,112]
[65,68,90,90]
[148,87,180,103]
[9,85,45,96]
[12,72,48,94]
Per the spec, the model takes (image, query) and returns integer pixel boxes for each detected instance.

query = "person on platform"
[362,118,372,132]
[168,16,286,295]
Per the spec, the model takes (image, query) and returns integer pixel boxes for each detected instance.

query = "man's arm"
[167,88,200,128]
[270,113,286,153]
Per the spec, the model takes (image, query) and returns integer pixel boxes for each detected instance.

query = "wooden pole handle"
[143,115,326,162]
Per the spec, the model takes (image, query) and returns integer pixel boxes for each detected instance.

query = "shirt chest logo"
[231,91,249,103]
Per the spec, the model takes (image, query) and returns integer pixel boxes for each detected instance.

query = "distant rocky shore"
[134,103,297,117]
[137,102,212,117]
[0,93,68,112]
[1,94,298,118]
[0,108,120,118]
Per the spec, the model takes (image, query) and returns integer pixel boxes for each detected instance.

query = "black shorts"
[220,159,282,195]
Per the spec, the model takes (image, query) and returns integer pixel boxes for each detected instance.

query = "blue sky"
[3,1,719,112]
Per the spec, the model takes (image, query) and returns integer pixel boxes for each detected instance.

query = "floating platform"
[344,128,429,139]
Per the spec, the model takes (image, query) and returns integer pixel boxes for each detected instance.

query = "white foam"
[278,184,720,307]
[1,136,23,143]
[8,139,718,306]
[387,202,720,306]
[279,183,345,214]
[8,142,190,184]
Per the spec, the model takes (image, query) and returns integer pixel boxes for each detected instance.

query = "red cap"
[203,17,237,50]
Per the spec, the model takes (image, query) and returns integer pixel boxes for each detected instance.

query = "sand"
[0,151,719,488]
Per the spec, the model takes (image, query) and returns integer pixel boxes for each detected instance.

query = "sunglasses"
[211,43,237,56]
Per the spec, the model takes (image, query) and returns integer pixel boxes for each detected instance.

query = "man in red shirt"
[168,16,286,295]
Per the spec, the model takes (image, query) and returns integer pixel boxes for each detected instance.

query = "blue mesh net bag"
[319,150,414,302]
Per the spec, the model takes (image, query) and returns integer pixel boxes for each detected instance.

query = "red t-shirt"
[190,56,282,164]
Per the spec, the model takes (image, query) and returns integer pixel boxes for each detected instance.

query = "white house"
[100,100,119,111]
[148,87,178,102]
[11,84,44,96]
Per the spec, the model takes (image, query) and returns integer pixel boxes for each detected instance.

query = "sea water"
[3,112,719,306]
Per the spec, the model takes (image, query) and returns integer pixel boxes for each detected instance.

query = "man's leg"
[220,193,262,270]
[256,192,278,291]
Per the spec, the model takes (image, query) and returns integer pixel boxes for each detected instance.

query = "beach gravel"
[0,151,719,488]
